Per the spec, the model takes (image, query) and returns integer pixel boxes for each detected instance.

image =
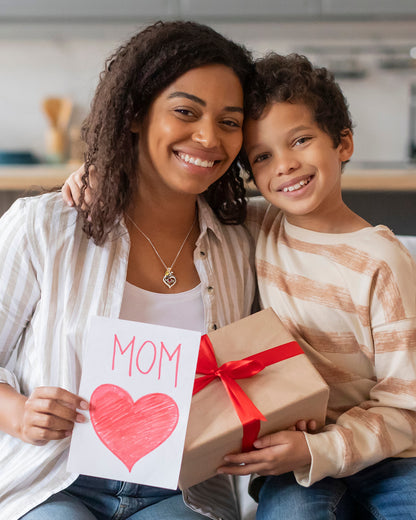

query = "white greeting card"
[68,315,201,489]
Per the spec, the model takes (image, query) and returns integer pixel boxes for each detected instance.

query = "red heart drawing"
[90,384,179,472]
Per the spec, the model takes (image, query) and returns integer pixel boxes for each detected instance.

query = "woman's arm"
[0,198,88,445]
[0,383,88,445]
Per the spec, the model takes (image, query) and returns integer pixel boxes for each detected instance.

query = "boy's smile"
[244,102,354,231]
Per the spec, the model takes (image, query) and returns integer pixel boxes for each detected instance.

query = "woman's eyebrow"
[168,91,206,105]
[167,91,243,113]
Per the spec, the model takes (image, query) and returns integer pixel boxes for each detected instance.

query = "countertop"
[0,164,78,191]
[341,162,416,191]
[1,162,416,192]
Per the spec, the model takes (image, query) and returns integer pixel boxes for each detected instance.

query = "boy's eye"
[294,136,311,146]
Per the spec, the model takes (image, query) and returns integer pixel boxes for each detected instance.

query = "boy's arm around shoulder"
[245,195,272,242]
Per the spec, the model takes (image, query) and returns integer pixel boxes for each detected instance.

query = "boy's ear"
[338,129,354,161]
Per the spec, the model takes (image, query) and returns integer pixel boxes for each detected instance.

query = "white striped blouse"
[0,192,256,520]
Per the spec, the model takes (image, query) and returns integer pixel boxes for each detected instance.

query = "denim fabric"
[20,475,206,520]
[256,457,416,520]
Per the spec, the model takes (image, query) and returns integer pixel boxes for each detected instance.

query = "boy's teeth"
[178,153,214,168]
[282,178,310,193]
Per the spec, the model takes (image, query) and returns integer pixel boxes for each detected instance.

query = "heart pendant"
[163,268,177,289]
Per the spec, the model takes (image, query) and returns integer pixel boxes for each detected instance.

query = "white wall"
[0,20,415,163]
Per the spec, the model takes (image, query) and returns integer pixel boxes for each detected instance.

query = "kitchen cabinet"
[321,0,416,16]
[342,190,416,235]
[0,0,178,20]
[1,0,416,22]
[180,0,321,19]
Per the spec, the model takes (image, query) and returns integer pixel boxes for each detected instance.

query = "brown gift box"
[178,308,329,489]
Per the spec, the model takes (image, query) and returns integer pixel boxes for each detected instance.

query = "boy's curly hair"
[243,53,353,173]
[79,21,254,245]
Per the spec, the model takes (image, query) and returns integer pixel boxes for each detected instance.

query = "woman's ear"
[131,120,140,134]
[338,129,354,162]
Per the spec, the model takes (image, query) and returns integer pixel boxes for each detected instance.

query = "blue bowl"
[0,151,39,165]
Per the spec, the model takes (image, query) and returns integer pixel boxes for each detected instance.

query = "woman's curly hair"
[79,21,254,245]
[242,53,353,175]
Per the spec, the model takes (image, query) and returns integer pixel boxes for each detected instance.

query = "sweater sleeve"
[294,241,416,486]
[0,198,41,391]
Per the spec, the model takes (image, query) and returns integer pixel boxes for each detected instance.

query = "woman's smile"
[175,152,216,168]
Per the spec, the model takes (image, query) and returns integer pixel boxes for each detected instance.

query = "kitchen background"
[1,0,416,231]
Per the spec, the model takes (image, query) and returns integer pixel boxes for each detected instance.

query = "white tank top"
[119,281,206,333]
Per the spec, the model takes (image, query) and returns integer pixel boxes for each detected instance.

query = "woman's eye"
[252,153,270,164]
[221,119,241,128]
[174,108,195,117]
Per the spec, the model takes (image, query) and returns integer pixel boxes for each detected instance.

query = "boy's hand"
[19,386,89,446]
[292,419,317,432]
[62,164,96,209]
[217,430,311,476]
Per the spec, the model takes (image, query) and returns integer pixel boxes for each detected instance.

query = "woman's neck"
[127,192,198,237]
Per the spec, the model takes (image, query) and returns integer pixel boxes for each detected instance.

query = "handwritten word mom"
[112,335,181,387]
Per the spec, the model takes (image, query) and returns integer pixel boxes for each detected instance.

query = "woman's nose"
[192,119,220,148]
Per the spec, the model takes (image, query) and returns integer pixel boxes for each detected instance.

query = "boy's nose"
[192,120,220,148]
[276,153,300,175]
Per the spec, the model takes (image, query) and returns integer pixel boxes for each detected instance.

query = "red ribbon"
[193,334,303,451]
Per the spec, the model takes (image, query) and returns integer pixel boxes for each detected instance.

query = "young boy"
[219,53,416,518]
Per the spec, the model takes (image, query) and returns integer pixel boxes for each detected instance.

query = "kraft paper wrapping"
[179,308,329,489]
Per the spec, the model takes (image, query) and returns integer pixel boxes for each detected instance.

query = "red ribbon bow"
[193,334,303,451]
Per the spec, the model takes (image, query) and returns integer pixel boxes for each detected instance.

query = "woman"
[0,21,257,520]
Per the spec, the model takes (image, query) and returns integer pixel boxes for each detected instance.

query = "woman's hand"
[62,164,96,208]
[217,430,311,477]
[19,386,89,446]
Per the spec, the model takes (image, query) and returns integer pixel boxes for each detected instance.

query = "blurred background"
[1,0,416,231]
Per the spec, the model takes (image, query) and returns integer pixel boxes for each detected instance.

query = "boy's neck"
[284,202,371,234]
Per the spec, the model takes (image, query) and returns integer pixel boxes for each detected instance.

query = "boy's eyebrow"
[245,124,315,154]
[167,91,243,113]
[290,124,314,134]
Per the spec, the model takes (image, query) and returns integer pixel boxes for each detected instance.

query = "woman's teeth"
[177,153,215,168]
[282,177,311,193]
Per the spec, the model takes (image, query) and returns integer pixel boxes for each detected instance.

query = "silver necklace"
[126,213,197,289]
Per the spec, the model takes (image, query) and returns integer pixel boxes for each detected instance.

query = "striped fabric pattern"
[0,192,256,520]
[247,197,416,487]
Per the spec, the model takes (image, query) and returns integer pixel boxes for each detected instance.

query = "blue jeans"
[256,457,416,520]
[21,475,206,520]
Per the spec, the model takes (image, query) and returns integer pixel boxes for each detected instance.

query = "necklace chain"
[125,212,197,289]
